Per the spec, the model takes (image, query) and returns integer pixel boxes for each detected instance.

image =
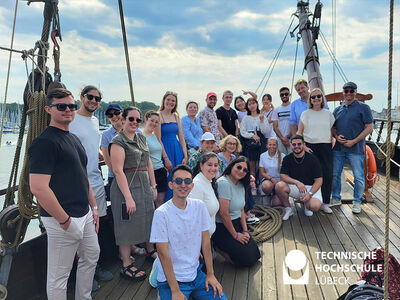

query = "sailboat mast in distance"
[296,0,325,93]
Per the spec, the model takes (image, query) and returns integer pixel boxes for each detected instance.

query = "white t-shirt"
[259,151,286,180]
[240,115,270,139]
[150,198,211,282]
[271,104,291,138]
[69,113,103,187]
[300,109,335,144]
[188,172,219,236]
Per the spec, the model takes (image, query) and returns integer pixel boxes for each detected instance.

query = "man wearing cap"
[216,90,239,137]
[187,132,224,174]
[70,85,113,287]
[289,79,329,137]
[199,92,222,144]
[330,82,373,214]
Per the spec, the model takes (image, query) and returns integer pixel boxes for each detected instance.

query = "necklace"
[225,108,233,121]
[293,154,305,164]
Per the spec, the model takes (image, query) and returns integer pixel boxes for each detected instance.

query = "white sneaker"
[329,199,342,207]
[304,205,313,217]
[352,202,361,214]
[282,207,294,221]
[320,204,333,214]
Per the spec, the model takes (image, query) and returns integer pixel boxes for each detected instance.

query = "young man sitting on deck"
[150,164,226,300]
[276,135,323,217]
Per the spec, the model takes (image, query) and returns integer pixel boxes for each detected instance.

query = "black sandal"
[120,263,146,281]
[146,249,157,261]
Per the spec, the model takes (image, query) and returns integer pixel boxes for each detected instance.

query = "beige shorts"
[288,184,322,202]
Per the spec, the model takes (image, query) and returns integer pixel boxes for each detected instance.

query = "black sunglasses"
[106,110,121,118]
[173,177,193,185]
[235,165,249,173]
[127,117,142,123]
[344,89,355,94]
[310,94,323,100]
[85,94,102,102]
[291,142,302,147]
[280,92,289,97]
[49,103,77,111]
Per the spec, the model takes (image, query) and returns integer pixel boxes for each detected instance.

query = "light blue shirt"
[101,126,118,178]
[181,115,203,149]
[144,133,164,170]
[216,176,245,222]
[289,97,329,126]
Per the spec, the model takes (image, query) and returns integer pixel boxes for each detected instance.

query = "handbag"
[245,137,261,150]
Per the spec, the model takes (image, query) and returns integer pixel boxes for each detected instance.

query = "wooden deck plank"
[261,237,277,300]
[282,214,308,299]
[119,259,153,300]
[247,259,262,300]
[232,267,249,300]
[219,262,236,299]
[273,220,294,300]
[294,203,339,300]
[289,203,324,300]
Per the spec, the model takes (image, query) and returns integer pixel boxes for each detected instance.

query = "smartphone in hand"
[121,202,130,221]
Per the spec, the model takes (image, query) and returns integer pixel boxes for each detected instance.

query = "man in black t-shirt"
[216,90,238,137]
[29,88,100,300]
[276,135,323,219]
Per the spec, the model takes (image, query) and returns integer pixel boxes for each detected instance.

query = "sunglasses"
[173,177,193,185]
[280,92,289,97]
[310,94,323,100]
[84,94,102,102]
[106,110,121,118]
[127,117,142,123]
[49,103,77,111]
[291,142,302,147]
[344,89,355,94]
[165,91,178,97]
[235,165,249,173]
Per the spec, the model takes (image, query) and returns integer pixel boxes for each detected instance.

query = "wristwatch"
[308,192,314,197]
[91,206,98,210]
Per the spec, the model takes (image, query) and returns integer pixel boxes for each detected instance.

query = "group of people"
[28,78,373,300]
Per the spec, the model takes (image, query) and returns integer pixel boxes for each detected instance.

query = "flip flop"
[120,263,146,282]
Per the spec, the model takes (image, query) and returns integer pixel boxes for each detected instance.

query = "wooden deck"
[86,170,400,300]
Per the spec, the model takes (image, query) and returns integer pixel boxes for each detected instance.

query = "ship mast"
[296,0,324,93]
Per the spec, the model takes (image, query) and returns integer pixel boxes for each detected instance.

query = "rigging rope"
[248,205,284,243]
[319,31,348,83]
[290,35,300,97]
[255,16,295,97]
[0,0,19,149]
[383,1,394,298]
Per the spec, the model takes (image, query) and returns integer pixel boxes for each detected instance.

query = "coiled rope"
[248,205,284,243]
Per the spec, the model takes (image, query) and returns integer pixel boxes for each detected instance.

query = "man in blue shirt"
[290,79,329,136]
[330,82,373,213]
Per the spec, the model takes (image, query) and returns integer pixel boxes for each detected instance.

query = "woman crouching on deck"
[212,156,260,267]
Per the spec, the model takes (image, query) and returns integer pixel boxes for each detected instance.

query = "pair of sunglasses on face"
[344,89,355,94]
[106,110,121,118]
[235,165,249,173]
[173,177,193,185]
[280,92,289,97]
[49,103,78,111]
[85,94,102,102]
[310,94,323,100]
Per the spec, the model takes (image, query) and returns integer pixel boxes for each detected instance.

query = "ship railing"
[368,118,400,148]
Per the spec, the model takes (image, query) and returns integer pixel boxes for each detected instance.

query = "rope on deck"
[248,205,284,244]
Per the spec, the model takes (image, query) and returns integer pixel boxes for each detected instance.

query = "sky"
[0,0,399,115]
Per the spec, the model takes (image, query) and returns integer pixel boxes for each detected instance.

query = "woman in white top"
[259,137,293,219]
[297,88,335,214]
[260,93,275,139]
[240,97,269,176]
[234,96,247,124]
[188,152,220,236]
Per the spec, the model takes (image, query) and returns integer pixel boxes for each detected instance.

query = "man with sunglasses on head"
[70,85,113,289]
[330,82,373,214]
[29,88,100,299]
[277,135,323,218]
[150,165,226,300]
[290,79,329,137]
[272,87,292,154]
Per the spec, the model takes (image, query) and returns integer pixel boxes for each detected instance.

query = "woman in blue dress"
[155,91,187,202]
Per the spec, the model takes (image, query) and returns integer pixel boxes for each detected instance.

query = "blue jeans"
[332,150,365,203]
[157,265,226,300]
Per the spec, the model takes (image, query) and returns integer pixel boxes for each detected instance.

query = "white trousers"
[42,210,100,300]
